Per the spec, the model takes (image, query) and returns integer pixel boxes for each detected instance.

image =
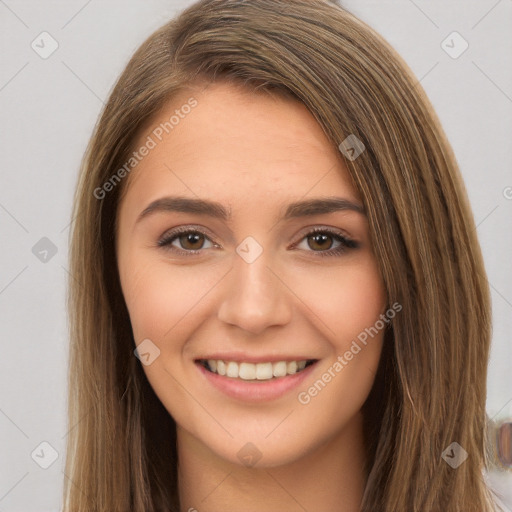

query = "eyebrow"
[136,195,365,224]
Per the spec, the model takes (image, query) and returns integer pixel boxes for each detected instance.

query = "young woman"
[63,0,496,510]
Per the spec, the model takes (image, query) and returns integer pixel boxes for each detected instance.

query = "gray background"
[0,1,511,510]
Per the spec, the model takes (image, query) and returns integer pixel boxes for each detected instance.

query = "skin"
[116,81,387,512]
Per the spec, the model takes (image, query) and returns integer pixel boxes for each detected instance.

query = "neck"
[177,412,367,512]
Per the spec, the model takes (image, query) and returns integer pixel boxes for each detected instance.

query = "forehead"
[121,81,360,212]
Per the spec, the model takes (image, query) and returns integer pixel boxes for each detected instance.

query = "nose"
[217,249,293,335]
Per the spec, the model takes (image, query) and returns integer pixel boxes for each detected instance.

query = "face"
[116,81,387,468]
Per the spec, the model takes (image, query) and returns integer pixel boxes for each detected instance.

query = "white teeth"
[217,360,226,376]
[226,361,239,378]
[204,359,312,380]
[287,361,298,374]
[256,362,273,380]
[239,362,256,380]
[272,361,287,377]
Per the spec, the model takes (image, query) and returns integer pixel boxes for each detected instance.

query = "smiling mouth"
[196,359,317,381]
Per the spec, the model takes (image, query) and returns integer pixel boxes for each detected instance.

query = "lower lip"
[195,361,318,402]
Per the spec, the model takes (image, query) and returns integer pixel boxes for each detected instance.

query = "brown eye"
[307,233,334,251]
[294,228,359,258]
[178,232,206,250]
[158,228,215,254]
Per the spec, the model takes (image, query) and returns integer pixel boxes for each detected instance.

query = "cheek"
[335,271,386,348]
[121,248,386,348]
[118,252,225,343]
[291,259,387,350]
[293,264,387,426]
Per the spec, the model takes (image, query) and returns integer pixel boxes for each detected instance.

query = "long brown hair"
[63,0,495,510]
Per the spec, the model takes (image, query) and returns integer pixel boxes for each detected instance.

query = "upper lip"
[195,352,318,364]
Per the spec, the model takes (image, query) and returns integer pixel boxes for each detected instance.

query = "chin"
[194,425,320,470]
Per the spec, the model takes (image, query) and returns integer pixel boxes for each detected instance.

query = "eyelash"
[157,225,359,258]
